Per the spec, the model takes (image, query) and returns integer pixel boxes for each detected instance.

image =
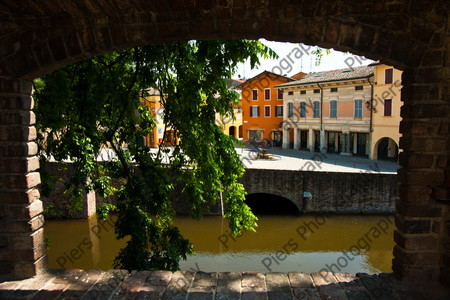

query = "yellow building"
[141,88,178,148]
[215,79,244,139]
[369,63,402,160]
[142,80,244,147]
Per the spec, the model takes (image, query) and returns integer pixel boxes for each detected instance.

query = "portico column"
[308,128,314,152]
[293,128,300,150]
[320,130,327,153]
[282,127,289,149]
[0,79,46,280]
[340,132,353,156]
[347,133,353,155]
[335,133,339,153]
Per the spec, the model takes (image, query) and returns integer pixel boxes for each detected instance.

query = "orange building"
[238,71,301,146]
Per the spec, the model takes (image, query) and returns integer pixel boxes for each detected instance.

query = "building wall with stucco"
[370,64,403,160]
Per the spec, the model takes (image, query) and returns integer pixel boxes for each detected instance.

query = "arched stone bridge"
[241,169,397,214]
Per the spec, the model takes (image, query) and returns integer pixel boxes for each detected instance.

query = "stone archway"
[229,126,236,138]
[375,137,399,161]
[0,0,448,286]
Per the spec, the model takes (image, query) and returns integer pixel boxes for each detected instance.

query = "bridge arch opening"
[245,193,299,215]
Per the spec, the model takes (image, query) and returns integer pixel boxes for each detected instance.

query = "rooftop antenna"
[309,54,313,73]
[300,55,303,72]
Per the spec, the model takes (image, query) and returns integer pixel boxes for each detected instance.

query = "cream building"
[276,64,401,160]
[277,66,373,156]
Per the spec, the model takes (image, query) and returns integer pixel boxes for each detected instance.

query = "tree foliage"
[311,47,332,66]
[34,40,277,271]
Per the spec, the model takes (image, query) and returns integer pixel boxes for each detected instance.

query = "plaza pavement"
[238,146,399,174]
[95,146,400,174]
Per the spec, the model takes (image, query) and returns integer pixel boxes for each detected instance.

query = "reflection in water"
[44,215,394,274]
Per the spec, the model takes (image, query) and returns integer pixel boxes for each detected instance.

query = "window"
[276,105,283,117]
[277,89,283,100]
[264,105,271,117]
[252,89,258,101]
[300,90,306,95]
[313,101,320,118]
[264,88,270,100]
[314,89,320,94]
[288,102,294,117]
[385,68,393,84]
[288,91,294,95]
[384,99,392,116]
[330,100,337,118]
[354,100,363,118]
[251,105,259,117]
[330,88,338,93]
[300,102,306,118]
[355,86,363,91]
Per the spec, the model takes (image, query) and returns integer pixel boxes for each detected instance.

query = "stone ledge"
[1,269,449,299]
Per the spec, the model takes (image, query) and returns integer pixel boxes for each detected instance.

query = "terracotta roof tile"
[276,65,373,88]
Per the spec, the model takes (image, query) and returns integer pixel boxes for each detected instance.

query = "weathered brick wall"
[0,1,446,79]
[241,168,397,214]
[394,62,450,281]
[40,162,222,218]
[390,9,450,284]
[39,162,96,219]
[0,80,46,280]
[41,163,397,217]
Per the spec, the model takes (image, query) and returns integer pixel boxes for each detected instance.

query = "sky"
[233,39,375,80]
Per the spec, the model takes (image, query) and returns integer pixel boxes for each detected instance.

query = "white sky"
[234,39,374,79]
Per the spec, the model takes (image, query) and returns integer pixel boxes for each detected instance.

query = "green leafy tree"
[34,40,277,271]
[311,47,332,66]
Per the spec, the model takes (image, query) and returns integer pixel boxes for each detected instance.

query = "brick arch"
[0,0,449,288]
[0,1,447,79]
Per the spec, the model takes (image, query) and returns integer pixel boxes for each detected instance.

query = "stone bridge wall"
[40,162,397,218]
[241,168,397,214]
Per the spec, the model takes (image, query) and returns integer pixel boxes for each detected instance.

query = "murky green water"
[44,215,394,274]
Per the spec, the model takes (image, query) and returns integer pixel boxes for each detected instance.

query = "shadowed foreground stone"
[1,270,449,299]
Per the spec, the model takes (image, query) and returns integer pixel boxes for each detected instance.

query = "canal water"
[44,215,394,274]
